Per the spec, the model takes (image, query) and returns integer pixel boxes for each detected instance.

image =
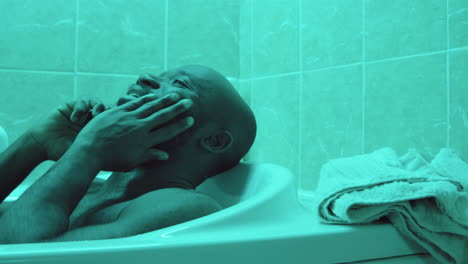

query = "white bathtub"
[0,162,440,264]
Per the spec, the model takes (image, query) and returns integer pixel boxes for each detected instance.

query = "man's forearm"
[0,133,46,203]
[0,142,101,244]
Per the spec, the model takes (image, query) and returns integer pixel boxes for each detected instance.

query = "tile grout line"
[450,46,468,52]
[243,46,461,81]
[362,0,366,154]
[250,0,254,107]
[0,69,74,75]
[303,62,363,73]
[164,0,169,71]
[0,69,139,78]
[73,0,80,99]
[298,0,303,190]
[446,0,450,148]
[246,0,254,163]
[238,2,243,87]
[249,71,302,81]
[366,49,448,64]
[77,72,139,78]
[3,45,467,81]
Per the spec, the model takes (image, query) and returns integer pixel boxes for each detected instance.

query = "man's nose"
[137,73,161,89]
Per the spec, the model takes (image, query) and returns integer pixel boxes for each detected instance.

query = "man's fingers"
[70,97,107,122]
[135,93,181,118]
[142,98,193,131]
[91,103,106,117]
[70,100,89,123]
[144,149,169,162]
[119,94,159,111]
[87,97,102,108]
[148,116,195,146]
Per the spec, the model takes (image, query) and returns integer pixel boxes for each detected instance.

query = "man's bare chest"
[68,189,130,230]
[69,182,206,231]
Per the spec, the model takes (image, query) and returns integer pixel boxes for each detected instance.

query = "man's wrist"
[67,140,102,173]
[22,132,48,162]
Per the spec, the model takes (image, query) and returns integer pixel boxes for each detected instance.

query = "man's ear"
[200,130,233,153]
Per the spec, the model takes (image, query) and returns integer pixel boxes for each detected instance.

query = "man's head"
[117,65,256,189]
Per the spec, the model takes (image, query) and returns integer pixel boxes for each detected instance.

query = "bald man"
[0,65,257,244]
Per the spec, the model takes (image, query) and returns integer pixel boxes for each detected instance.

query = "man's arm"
[0,142,101,244]
[43,189,222,243]
[0,93,194,244]
[0,133,47,203]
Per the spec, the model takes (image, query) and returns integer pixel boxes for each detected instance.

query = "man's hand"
[74,93,194,172]
[27,97,107,161]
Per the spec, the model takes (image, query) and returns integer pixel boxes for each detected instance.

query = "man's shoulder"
[135,188,215,203]
[124,188,223,219]
[42,188,222,242]
[112,188,222,234]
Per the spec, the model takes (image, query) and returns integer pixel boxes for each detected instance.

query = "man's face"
[116,67,202,151]
[117,67,200,112]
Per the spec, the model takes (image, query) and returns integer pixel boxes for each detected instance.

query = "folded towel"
[314,148,468,264]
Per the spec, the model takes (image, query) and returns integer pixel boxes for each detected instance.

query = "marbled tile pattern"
[302,0,362,70]
[0,0,75,71]
[0,72,74,141]
[250,75,300,178]
[365,54,447,159]
[450,49,468,159]
[78,0,165,75]
[365,0,447,61]
[301,65,363,190]
[76,74,138,108]
[1,0,466,193]
[449,0,468,48]
[167,0,240,78]
[240,0,466,191]
[252,0,300,77]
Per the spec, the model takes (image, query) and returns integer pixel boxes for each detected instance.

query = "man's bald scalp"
[177,65,257,177]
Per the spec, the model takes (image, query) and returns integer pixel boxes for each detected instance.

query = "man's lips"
[127,84,145,96]
[116,84,150,106]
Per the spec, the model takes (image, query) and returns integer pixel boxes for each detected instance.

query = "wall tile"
[449,49,468,161]
[249,75,300,177]
[238,80,253,162]
[76,74,137,108]
[365,54,447,158]
[302,0,362,70]
[238,80,252,106]
[227,77,239,91]
[167,0,239,78]
[0,0,75,71]
[449,0,468,48]
[301,65,363,191]
[365,0,446,61]
[0,72,74,143]
[252,0,300,77]
[239,0,252,79]
[78,0,165,75]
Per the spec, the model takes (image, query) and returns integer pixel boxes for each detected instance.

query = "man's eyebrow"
[162,70,190,79]
[177,70,199,91]
[178,70,196,84]
[178,70,191,78]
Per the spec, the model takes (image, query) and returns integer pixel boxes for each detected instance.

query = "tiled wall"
[0,0,239,184]
[0,0,239,142]
[1,0,467,192]
[240,0,468,191]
